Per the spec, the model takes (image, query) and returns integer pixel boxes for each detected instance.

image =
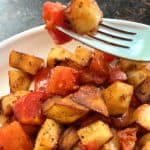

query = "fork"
[56,18,150,62]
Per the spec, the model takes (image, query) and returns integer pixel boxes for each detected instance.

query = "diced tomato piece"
[34,67,51,93]
[42,1,72,44]
[0,121,33,150]
[47,66,79,96]
[109,68,127,83]
[89,51,109,76]
[117,128,137,150]
[80,141,100,150]
[103,52,116,62]
[14,92,45,125]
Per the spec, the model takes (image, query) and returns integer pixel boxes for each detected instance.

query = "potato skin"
[102,81,133,116]
[9,50,44,75]
[9,70,31,92]
[65,0,103,34]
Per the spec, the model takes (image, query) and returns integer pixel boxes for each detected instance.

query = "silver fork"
[56,18,150,62]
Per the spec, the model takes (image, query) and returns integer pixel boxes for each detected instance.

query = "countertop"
[0,0,150,42]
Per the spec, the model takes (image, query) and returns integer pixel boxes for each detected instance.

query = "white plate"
[0,18,149,97]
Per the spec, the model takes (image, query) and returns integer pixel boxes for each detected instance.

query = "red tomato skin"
[47,66,79,96]
[79,141,100,150]
[14,92,45,125]
[89,51,109,77]
[0,121,33,150]
[42,1,72,44]
[103,53,116,62]
[34,67,51,93]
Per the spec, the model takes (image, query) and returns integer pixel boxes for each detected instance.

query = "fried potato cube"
[77,121,113,148]
[47,47,72,67]
[132,104,150,131]
[1,91,30,115]
[138,133,150,148]
[142,141,150,150]
[34,119,62,150]
[135,77,150,103]
[70,46,92,67]
[0,114,9,127]
[9,70,31,92]
[59,127,79,150]
[119,59,150,71]
[102,81,133,115]
[42,96,89,124]
[127,69,149,87]
[70,85,109,117]
[65,0,103,34]
[9,50,44,75]
[102,129,120,150]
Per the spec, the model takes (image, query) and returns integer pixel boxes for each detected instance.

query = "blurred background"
[0,0,150,41]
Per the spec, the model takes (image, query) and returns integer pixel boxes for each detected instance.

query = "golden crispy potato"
[47,47,72,67]
[119,59,150,71]
[127,69,150,87]
[102,129,120,150]
[77,120,113,148]
[9,50,44,75]
[132,104,150,131]
[70,85,109,117]
[102,81,133,116]
[1,91,29,115]
[70,46,92,67]
[0,114,9,127]
[9,70,31,92]
[42,96,89,124]
[65,0,103,34]
[34,119,62,150]
[141,141,150,150]
[59,127,79,150]
[138,133,150,148]
[135,77,150,103]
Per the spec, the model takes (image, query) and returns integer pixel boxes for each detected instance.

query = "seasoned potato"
[34,119,62,150]
[132,104,150,130]
[102,81,133,115]
[70,46,92,67]
[135,77,150,103]
[42,96,89,124]
[141,141,150,150]
[9,70,31,92]
[9,50,44,75]
[59,127,79,150]
[70,85,109,117]
[47,47,72,67]
[1,91,29,115]
[127,69,150,87]
[65,0,103,34]
[0,114,9,127]
[78,121,113,149]
[102,129,120,150]
[119,59,150,71]
[138,133,150,148]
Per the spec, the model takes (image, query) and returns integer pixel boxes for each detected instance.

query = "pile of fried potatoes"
[0,45,150,150]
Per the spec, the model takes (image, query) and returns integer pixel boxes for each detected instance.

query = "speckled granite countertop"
[0,0,150,41]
